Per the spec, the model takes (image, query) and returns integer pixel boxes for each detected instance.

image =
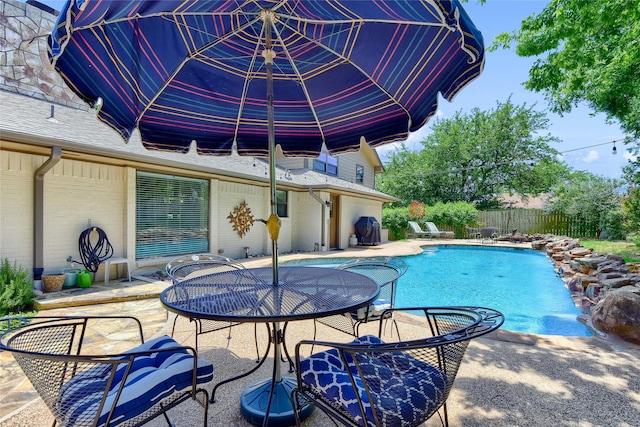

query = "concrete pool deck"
[1,240,639,426]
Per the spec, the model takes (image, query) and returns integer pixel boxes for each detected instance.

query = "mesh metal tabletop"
[160,266,380,323]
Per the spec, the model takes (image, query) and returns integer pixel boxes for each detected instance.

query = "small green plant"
[0,258,36,316]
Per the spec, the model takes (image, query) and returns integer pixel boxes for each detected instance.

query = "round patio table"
[160,265,380,427]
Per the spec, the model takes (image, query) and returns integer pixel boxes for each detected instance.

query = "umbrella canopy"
[48,0,485,278]
[49,0,484,158]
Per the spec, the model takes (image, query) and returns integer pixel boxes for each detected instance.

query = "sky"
[35,0,635,179]
[379,0,635,180]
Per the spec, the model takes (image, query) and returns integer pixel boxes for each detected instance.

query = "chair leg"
[161,408,173,426]
[194,319,200,350]
[442,401,449,427]
[254,323,260,362]
[281,321,295,372]
[170,314,180,337]
[198,388,210,427]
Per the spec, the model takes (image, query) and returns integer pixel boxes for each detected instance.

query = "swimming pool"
[283,246,591,336]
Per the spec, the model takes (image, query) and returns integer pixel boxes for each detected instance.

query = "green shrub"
[382,206,411,239]
[383,201,479,239]
[0,258,36,316]
[425,202,478,228]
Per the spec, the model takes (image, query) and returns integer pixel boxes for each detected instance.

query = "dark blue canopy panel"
[50,0,484,157]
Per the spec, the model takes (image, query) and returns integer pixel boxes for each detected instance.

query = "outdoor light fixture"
[92,96,103,112]
[612,142,617,155]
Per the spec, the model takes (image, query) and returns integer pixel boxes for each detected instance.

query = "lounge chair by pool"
[424,222,455,239]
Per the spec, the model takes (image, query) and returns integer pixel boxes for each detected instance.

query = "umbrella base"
[240,377,313,426]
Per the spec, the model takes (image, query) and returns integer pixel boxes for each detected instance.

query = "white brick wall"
[0,152,125,279]
[0,151,36,268]
[216,181,269,259]
[293,191,325,252]
[338,195,381,248]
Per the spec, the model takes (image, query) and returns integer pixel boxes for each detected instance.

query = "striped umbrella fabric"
[48,0,484,158]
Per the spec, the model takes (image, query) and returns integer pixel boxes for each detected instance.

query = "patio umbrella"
[48,1,484,424]
[48,0,484,281]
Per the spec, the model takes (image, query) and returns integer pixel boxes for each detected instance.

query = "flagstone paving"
[2,241,639,426]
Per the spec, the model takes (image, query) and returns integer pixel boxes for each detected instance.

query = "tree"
[491,0,640,181]
[622,187,640,236]
[378,99,567,208]
[545,171,624,239]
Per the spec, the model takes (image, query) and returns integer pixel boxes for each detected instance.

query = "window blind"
[136,171,209,258]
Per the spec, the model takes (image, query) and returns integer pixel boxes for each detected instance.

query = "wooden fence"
[387,209,599,240]
[471,209,598,238]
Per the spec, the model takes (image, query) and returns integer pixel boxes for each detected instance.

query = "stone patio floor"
[1,240,639,426]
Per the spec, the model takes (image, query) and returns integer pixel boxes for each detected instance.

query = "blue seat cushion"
[300,335,447,426]
[59,335,213,427]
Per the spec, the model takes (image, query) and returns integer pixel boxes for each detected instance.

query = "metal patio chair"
[465,226,481,240]
[479,227,499,243]
[315,257,408,339]
[166,254,266,360]
[0,315,212,427]
[292,306,504,427]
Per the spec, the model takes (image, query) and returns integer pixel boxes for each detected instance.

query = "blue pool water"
[283,246,591,336]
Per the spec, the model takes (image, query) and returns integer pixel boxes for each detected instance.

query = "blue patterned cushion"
[300,335,446,427]
[59,335,214,427]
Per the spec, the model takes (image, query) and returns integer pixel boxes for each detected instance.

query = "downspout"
[308,188,327,249]
[34,146,62,283]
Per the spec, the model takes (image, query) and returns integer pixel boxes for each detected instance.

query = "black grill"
[354,216,381,246]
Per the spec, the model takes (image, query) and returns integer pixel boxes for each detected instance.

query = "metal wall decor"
[228,201,254,238]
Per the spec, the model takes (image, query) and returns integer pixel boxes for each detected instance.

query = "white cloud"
[579,150,600,163]
[623,150,637,162]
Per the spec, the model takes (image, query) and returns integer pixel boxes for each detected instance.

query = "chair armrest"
[377,306,504,342]
[0,315,145,356]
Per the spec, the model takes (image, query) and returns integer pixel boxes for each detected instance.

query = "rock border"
[531,234,640,344]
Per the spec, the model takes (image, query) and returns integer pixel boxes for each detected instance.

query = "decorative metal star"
[227,201,254,238]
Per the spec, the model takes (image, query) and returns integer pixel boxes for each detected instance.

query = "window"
[314,152,338,175]
[276,190,288,218]
[136,171,209,258]
[356,164,364,183]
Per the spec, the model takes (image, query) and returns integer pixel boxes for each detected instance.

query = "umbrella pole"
[265,13,278,287]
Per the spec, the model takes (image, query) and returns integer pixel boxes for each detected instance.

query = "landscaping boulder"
[575,256,609,270]
[567,247,592,259]
[606,254,626,264]
[591,290,640,344]
[601,277,634,289]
